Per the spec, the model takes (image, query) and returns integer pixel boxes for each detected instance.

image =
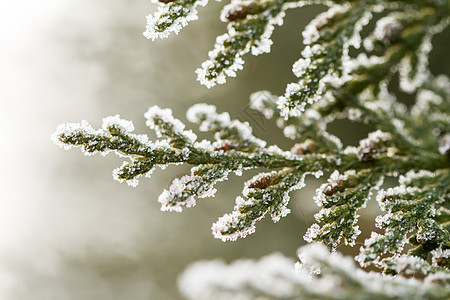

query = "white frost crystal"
[52,120,97,152]
[212,210,256,242]
[179,243,450,300]
[179,252,297,300]
[303,223,321,243]
[158,175,198,212]
[187,103,266,148]
[158,164,231,212]
[145,105,197,143]
[55,1,450,297]
[213,170,314,242]
[431,248,450,268]
[249,90,277,119]
[196,0,314,88]
[387,255,433,275]
[144,0,210,40]
[438,134,450,155]
[102,115,135,133]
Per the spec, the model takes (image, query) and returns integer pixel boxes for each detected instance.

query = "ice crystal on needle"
[306,169,384,248]
[54,0,450,298]
[212,169,313,242]
[144,0,211,40]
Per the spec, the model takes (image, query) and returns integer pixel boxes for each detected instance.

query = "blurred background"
[0,1,448,299]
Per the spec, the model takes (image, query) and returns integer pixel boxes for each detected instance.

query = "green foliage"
[53,0,450,298]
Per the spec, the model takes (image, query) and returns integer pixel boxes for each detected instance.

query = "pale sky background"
[1,1,448,299]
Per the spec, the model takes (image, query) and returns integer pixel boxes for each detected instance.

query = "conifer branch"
[54,0,450,297]
[144,0,212,40]
[179,243,450,299]
[53,104,449,238]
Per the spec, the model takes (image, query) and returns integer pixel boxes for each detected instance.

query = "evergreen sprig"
[179,243,450,300]
[54,0,450,298]
[356,169,450,270]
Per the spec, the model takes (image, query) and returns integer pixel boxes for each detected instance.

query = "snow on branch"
[144,0,212,40]
[179,243,450,299]
[54,0,450,297]
[196,0,330,88]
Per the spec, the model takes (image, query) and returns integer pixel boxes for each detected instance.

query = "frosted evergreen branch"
[356,169,450,268]
[212,168,323,241]
[277,3,371,117]
[325,6,450,152]
[196,0,449,89]
[146,105,198,148]
[179,243,450,300]
[52,104,448,236]
[53,112,448,177]
[53,0,450,297]
[363,6,449,93]
[346,6,448,97]
[279,2,449,117]
[407,76,450,151]
[304,169,384,249]
[196,0,330,88]
[250,90,343,153]
[143,0,358,42]
[380,252,449,276]
[337,90,421,152]
[144,0,211,40]
[159,164,232,211]
[421,74,450,104]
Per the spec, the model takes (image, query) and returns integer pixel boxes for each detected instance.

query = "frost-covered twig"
[52,101,448,241]
[144,0,212,40]
[196,0,327,88]
[179,243,450,300]
[356,169,450,269]
[54,0,450,298]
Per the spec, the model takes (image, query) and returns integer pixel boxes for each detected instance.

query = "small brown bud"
[323,180,345,196]
[226,5,248,22]
[248,174,277,189]
[358,140,377,161]
[434,256,449,268]
[322,176,357,196]
[415,235,428,244]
